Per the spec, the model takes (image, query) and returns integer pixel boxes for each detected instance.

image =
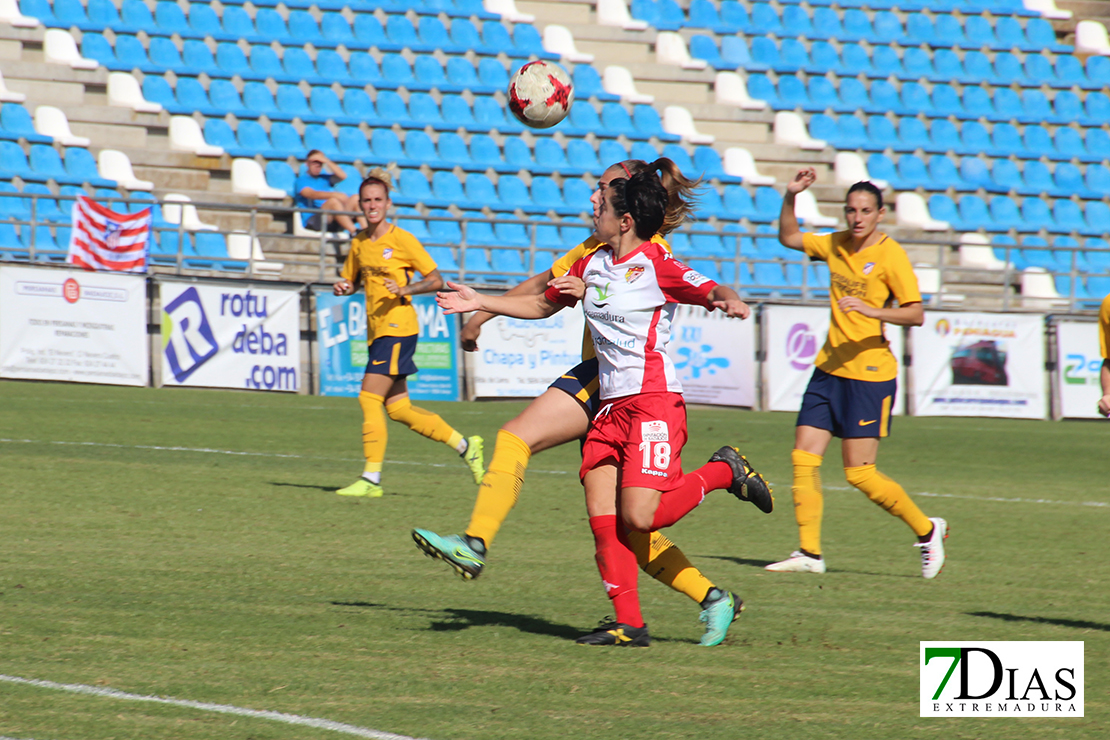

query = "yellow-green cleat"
[336,478,383,497]
[462,435,485,484]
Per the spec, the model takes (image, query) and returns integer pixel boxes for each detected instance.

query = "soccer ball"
[507,61,574,129]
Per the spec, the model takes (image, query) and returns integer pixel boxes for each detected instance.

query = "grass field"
[0,378,1106,740]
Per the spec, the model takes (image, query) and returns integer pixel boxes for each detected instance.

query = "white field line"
[823,485,1108,509]
[0,437,570,475]
[0,675,427,740]
[3,438,1106,508]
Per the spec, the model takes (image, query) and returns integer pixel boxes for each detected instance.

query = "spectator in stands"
[1099,293,1110,417]
[766,168,948,579]
[294,150,362,235]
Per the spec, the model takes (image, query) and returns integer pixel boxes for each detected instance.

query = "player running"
[435,168,771,647]
[413,158,759,647]
[332,169,484,497]
[765,167,947,578]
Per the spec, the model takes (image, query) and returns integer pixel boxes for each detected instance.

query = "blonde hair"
[360,167,393,196]
[614,158,700,234]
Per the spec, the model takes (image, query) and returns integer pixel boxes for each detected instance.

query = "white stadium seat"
[97,149,154,191]
[34,105,91,147]
[169,116,225,158]
[655,32,708,70]
[714,72,768,111]
[602,66,653,104]
[1075,21,1110,56]
[959,233,1010,271]
[163,194,218,232]
[0,0,40,27]
[773,112,827,151]
[227,232,283,274]
[543,25,594,63]
[231,158,287,200]
[483,0,535,23]
[834,152,889,191]
[43,29,99,70]
[794,190,838,228]
[895,192,949,231]
[662,105,714,144]
[108,72,164,114]
[596,0,649,31]
[723,147,775,185]
[0,69,27,103]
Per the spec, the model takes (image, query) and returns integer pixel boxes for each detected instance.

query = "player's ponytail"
[618,158,700,234]
[360,167,394,196]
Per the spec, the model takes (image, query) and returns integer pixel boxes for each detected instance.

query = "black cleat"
[709,446,773,514]
[575,621,650,647]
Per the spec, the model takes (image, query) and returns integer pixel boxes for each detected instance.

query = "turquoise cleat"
[412,529,486,580]
[698,591,743,647]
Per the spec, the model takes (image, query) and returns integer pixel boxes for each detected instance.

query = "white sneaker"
[915,517,948,579]
[765,551,826,573]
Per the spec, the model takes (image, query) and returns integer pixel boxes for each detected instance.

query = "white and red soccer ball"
[508,61,574,129]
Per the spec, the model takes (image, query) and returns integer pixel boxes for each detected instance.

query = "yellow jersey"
[340,224,438,339]
[549,234,672,361]
[803,231,922,382]
[1099,294,1110,359]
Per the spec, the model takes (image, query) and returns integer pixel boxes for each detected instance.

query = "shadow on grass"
[701,554,919,579]
[269,481,339,492]
[329,602,685,643]
[968,611,1110,632]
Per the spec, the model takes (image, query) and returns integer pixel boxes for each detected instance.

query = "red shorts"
[579,392,688,490]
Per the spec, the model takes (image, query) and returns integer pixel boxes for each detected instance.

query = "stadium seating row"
[928,193,1110,234]
[868,153,1110,198]
[638,0,1040,38]
[808,114,1110,162]
[695,38,1102,88]
[29,1,534,55]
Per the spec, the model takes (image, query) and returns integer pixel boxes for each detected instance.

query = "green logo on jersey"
[593,282,613,306]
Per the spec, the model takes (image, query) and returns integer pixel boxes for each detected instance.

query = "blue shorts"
[365,334,419,377]
[548,357,601,418]
[796,368,895,439]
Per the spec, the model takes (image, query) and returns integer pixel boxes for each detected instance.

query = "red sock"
[690,460,733,491]
[650,468,721,530]
[589,515,643,628]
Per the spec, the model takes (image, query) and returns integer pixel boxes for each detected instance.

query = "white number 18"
[639,441,671,470]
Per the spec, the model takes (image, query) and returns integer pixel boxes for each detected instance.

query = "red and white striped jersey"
[545,241,718,400]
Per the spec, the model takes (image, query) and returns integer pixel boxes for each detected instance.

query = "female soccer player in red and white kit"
[436,167,772,646]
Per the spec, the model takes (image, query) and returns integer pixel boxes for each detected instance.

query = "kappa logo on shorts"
[641,420,669,442]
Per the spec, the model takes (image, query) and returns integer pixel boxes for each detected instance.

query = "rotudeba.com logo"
[920,642,1083,717]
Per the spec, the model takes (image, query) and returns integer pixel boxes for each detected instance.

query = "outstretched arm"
[437,281,567,320]
[838,298,924,327]
[460,270,555,351]
[779,167,815,252]
[707,284,751,319]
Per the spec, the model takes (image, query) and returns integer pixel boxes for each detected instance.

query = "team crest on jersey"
[624,266,645,283]
[863,262,875,275]
[682,270,712,287]
[383,248,394,260]
[641,420,669,442]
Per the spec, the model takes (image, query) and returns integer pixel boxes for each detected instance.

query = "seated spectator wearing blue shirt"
[294,150,362,234]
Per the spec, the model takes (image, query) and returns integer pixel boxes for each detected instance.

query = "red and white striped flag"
[67,196,151,273]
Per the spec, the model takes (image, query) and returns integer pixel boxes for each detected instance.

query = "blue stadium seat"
[0,105,51,144]
[275,85,312,121]
[1089,91,1110,126]
[1085,129,1110,163]
[231,121,273,159]
[894,154,931,189]
[63,148,113,188]
[749,3,784,35]
[840,43,877,77]
[119,0,155,33]
[214,43,253,79]
[478,58,509,91]
[268,122,306,158]
[689,0,743,33]
[931,155,974,191]
[1087,56,1110,88]
[303,124,341,161]
[113,35,153,73]
[990,122,1028,158]
[375,90,415,128]
[563,179,594,214]
[22,183,65,221]
[718,1,751,32]
[381,53,416,88]
[871,46,908,79]
[572,65,618,101]
[812,8,844,41]
[902,47,937,81]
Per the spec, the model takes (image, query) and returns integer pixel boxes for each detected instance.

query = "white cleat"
[765,551,827,573]
[915,517,948,579]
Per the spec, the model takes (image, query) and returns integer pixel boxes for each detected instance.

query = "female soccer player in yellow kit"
[765,168,948,578]
[333,170,485,497]
[413,159,757,646]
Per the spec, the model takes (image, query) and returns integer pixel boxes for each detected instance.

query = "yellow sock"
[845,464,933,537]
[792,449,824,556]
[358,392,387,475]
[629,530,714,605]
[465,430,531,547]
[385,396,463,450]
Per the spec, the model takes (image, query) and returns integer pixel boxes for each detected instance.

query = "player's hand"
[382,277,404,297]
[712,298,751,319]
[548,275,584,301]
[437,282,481,315]
[787,167,816,195]
[460,316,482,352]
[838,295,877,318]
[333,279,353,296]
[1098,394,1110,417]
